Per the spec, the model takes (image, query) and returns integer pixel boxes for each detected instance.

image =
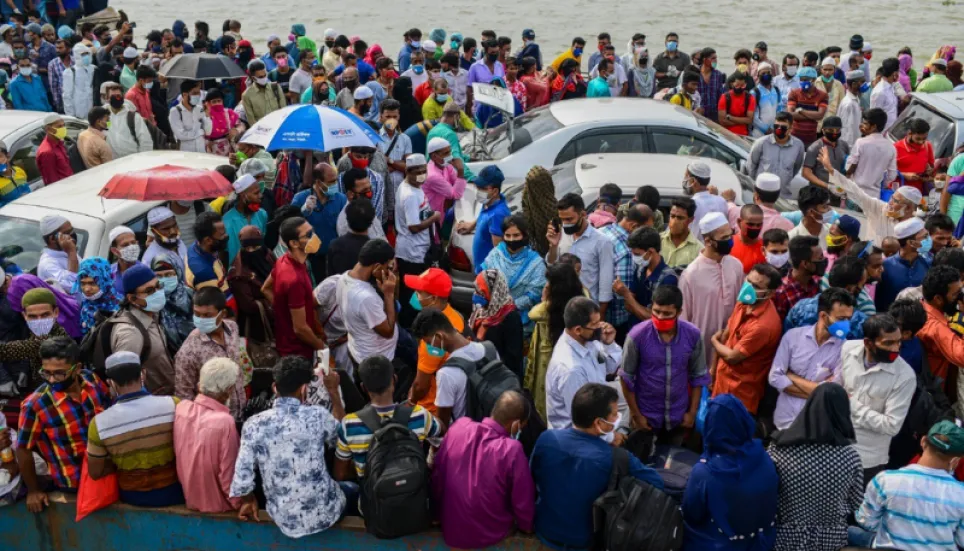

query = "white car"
[447,153,766,310]
[461,97,755,180]
[0,151,227,274]
[0,110,87,190]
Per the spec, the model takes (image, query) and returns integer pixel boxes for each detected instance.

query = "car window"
[465,106,565,161]
[651,131,741,169]
[66,122,84,145]
[0,214,89,275]
[10,128,46,183]
[888,100,956,159]
[554,131,644,165]
[124,212,151,251]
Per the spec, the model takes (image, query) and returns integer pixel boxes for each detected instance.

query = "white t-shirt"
[435,342,492,420]
[400,68,429,89]
[336,273,398,361]
[394,182,432,263]
[289,68,313,97]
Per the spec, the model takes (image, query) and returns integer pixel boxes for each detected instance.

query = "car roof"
[549,98,700,129]
[8,151,227,220]
[573,153,743,195]
[0,110,82,139]
[910,91,964,121]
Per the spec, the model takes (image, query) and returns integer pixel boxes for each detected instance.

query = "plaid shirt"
[17,370,111,489]
[772,274,821,320]
[599,223,633,327]
[696,69,727,121]
[47,56,70,112]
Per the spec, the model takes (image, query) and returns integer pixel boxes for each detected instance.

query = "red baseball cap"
[404,268,452,298]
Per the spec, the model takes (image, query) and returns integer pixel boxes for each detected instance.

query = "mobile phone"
[129,21,137,28]
[551,217,562,232]
[315,349,330,376]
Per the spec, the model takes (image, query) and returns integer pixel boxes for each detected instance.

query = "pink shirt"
[124,86,155,124]
[727,202,794,235]
[172,395,241,513]
[679,253,745,369]
[423,161,467,214]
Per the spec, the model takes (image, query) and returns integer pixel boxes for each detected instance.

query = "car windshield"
[697,117,753,154]
[888,99,957,159]
[0,215,89,275]
[462,106,565,162]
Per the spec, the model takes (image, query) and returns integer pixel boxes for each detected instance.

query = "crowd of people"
[0,8,962,551]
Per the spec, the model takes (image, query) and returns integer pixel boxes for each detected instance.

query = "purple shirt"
[768,324,845,430]
[619,319,711,429]
[466,60,506,113]
[431,417,535,548]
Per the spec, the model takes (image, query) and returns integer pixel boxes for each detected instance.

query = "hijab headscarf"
[150,253,194,348]
[72,257,122,335]
[233,225,275,282]
[468,269,517,334]
[364,43,383,67]
[948,60,963,87]
[771,383,855,447]
[8,274,82,338]
[699,394,778,539]
[898,54,913,93]
[393,76,421,132]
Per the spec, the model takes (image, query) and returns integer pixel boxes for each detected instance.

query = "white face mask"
[766,251,790,268]
[255,76,268,86]
[415,174,427,183]
[118,243,141,263]
[189,94,201,106]
[632,253,649,269]
[599,413,623,444]
[786,66,799,77]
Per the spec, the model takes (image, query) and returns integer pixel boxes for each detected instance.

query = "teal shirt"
[426,122,475,181]
[299,86,337,105]
[120,65,137,93]
[223,207,268,265]
[587,77,611,98]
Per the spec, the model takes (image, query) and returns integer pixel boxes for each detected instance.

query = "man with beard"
[187,211,231,295]
[802,116,850,191]
[143,207,188,276]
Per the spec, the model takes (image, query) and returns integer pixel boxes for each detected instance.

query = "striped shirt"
[856,464,964,550]
[335,403,441,478]
[16,370,111,489]
[598,223,632,327]
[819,276,876,316]
[87,390,180,494]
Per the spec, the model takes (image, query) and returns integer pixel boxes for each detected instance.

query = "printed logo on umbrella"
[329,128,355,137]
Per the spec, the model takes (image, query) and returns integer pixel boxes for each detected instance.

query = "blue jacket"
[9,75,51,111]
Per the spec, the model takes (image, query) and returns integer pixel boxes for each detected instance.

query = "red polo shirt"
[36,135,73,185]
[271,253,316,359]
[894,137,935,194]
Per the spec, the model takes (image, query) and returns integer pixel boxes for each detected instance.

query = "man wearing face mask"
[270,217,329,361]
[173,287,245,421]
[0,288,72,395]
[124,64,156,125]
[395,155,442,319]
[101,81,152,158]
[466,39,504,116]
[240,59,284,126]
[453,166,509,273]
[786,66,829,147]
[107,226,142,295]
[142,207,188,276]
[62,43,94,119]
[293,163,346,279]
[763,229,791,276]
[839,314,915,483]
[110,263,176,395]
[774,54,801,112]
[787,184,834,245]
[37,214,80,294]
[169,80,205,153]
[614,225,677,331]
[824,214,861,271]
[16,336,110,513]
[334,167,385,239]
[786,256,871,338]
[802,116,850,192]
[711,263,783,416]
[35,113,73,185]
[422,137,466,235]
[919,265,964,403]
[679,212,744,368]
[769,287,853,430]
[681,161,726,243]
[186,211,230,295]
[870,58,901,132]
[546,193,615,316]
[531,383,663,549]
[223,174,267,266]
[653,32,689,91]
[894,118,935,195]
[748,112,805,199]
[876,217,932,313]
[731,204,766,274]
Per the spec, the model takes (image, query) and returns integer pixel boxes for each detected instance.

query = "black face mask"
[744,228,761,240]
[211,236,228,252]
[109,96,124,109]
[942,293,962,316]
[824,132,841,143]
[562,218,583,235]
[869,345,899,364]
[810,258,829,277]
[504,238,528,252]
[486,52,499,63]
[714,237,733,255]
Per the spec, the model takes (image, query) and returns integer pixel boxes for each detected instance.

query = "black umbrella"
[158,53,247,80]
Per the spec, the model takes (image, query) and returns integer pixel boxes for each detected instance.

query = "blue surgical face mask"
[737,281,759,305]
[666,41,678,52]
[800,80,813,92]
[158,275,178,294]
[918,236,933,255]
[425,334,446,358]
[193,314,220,334]
[412,64,424,75]
[472,293,489,308]
[0,163,8,173]
[435,93,449,102]
[143,289,166,312]
[827,318,851,339]
[573,47,583,57]
[859,82,871,94]
[48,364,78,393]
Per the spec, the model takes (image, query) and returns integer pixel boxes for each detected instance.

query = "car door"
[553,128,646,166]
[647,128,742,169]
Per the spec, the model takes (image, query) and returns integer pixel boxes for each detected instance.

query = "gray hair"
[199,358,240,396]
[563,296,599,329]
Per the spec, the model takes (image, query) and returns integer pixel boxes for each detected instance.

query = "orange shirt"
[917,300,964,385]
[712,299,782,414]
[416,304,465,414]
[731,237,766,274]
[124,86,156,125]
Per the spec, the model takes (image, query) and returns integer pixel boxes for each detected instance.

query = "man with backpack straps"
[531,383,664,550]
[333,356,440,538]
[718,72,756,136]
[101,81,153,158]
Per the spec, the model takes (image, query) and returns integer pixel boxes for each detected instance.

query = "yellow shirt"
[422,97,475,130]
[661,229,701,268]
[669,92,694,110]
[550,49,581,72]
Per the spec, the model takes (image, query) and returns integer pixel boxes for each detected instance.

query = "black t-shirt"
[269,68,293,93]
[327,234,369,276]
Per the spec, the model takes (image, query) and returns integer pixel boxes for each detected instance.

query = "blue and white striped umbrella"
[239,104,383,152]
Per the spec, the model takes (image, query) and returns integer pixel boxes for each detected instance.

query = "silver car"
[887,91,964,159]
[0,110,88,190]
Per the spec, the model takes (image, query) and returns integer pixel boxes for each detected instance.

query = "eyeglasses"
[38,364,77,382]
[135,286,159,296]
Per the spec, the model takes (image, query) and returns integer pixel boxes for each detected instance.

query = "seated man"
[432,390,535,549]
[87,351,184,507]
[172,358,242,513]
[531,383,663,549]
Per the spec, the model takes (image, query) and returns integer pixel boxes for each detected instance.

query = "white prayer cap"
[123,46,138,59]
[756,61,772,73]
[755,173,781,192]
[421,39,436,53]
[687,161,711,180]
[239,158,268,177]
[40,214,68,236]
[846,70,865,81]
[931,58,948,68]
[324,28,338,39]
[406,153,427,168]
[699,212,729,235]
[232,173,258,194]
[821,57,836,67]
[105,350,141,372]
[427,137,450,155]
[147,206,175,227]
[266,34,280,44]
[894,217,925,239]
[42,113,62,126]
[861,42,873,53]
[352,85,374,100]
[894,186,923,206]
[108,225,135,245]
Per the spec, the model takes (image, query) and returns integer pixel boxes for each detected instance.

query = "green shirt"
[299,86,336,105]
[660,229,701,268]
[119,65,137,93]
[587,77,611,98]
[916,74,954,93]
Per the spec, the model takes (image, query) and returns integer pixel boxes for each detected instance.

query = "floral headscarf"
[72,257,122,335]
[468,269,517,338]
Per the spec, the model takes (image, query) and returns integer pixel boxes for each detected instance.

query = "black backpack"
[127,110,173,150]
[593,447,684,551]
[444,341,521,421]
[80,309,152,378]
[67,141,87,174]
[357,404,431,539]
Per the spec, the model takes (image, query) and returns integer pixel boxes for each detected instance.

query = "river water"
[117,0,962,73]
